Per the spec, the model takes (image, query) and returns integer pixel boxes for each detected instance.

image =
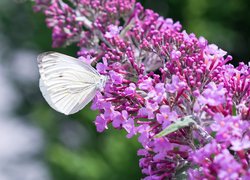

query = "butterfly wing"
[38,52,101,115]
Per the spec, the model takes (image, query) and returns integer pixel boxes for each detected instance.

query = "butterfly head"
[96,75,108,91]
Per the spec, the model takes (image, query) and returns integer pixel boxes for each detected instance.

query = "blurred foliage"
[0,0,249,180]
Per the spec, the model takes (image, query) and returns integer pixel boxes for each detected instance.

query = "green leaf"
[211,131,216,138]
[232,104,237,116]
[175,164,190,180]
[155,116,196,138]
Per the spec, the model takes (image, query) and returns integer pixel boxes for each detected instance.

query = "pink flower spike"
[105,25,122,38]
[165,75,186,93]
[79,55,94,65]
[123,118,137,138]
[95,114,108,132]
[109,70,123,84]
[198,82,227,106]
[230,135,250,151]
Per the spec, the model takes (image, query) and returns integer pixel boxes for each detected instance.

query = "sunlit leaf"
[155,116,196,138]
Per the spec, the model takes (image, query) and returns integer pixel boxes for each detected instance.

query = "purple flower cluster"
[34,0,250,179]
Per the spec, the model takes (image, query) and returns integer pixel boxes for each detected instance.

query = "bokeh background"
[0,0,249,179]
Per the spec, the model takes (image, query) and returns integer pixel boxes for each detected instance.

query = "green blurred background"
[0,0,249,180]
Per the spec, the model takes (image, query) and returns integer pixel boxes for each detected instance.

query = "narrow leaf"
[155,116,196,138]
[232,104,237,116]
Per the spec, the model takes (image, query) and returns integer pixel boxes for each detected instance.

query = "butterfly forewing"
[38,52,104,115]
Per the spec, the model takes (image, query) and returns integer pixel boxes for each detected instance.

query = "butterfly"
[37,52,107,115]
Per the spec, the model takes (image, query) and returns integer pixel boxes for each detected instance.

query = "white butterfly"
[37,52,107,115]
